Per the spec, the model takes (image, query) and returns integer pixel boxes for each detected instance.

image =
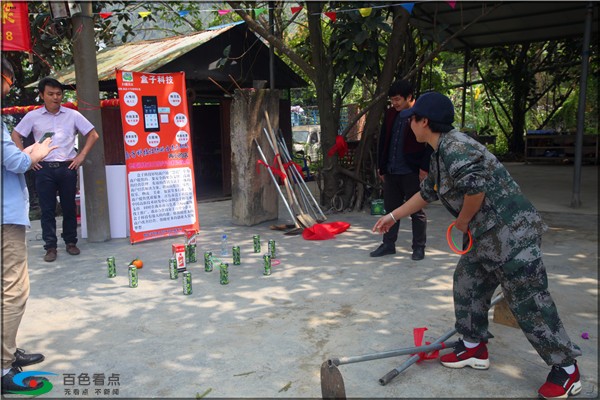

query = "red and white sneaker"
[440,339,490,370]
[538,363,582,399]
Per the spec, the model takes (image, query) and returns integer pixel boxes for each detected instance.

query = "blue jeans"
[35,164,78,250]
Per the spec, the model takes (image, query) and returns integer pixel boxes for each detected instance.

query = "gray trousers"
[453,240,581,367]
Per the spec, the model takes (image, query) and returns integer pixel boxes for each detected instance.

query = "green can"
[168,257,178,279]
[219,262,229,285]
[268,239,276,258]
[107,256,116,278]
[128,265,138,288]
[182,271,192,295]
[186,243,197,263]
[253,235,261,253]
[232,246,241,265]
[371,198,385,215]
[204,251,213,272]
[263,254,272,276]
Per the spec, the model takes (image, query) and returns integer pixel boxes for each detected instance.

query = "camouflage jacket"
[421,129,547,264]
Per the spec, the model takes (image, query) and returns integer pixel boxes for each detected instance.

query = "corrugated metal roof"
[411,2,598,50]
[51,25,235,85]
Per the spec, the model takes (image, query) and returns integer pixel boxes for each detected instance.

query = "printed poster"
[116,70,199,244]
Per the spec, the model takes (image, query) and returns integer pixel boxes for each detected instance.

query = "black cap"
[399,91,454,125]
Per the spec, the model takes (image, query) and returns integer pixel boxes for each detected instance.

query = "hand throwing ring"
[446,222,473,255]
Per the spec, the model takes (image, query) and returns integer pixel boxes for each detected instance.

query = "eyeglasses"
[2,73,14,88]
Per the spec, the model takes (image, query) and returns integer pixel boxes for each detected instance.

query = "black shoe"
[370,243,396,257]
[411,247,425,260]
[1,366,47,394]
[12,348,45,368]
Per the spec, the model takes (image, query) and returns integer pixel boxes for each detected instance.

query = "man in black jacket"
[371,80,432,260]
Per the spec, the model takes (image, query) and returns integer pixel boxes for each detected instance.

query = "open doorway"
[191,103,230,201]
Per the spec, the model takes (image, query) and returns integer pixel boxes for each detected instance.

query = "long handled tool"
[254,139,303,234]
[379,293,504,386]
[263,111,316,228]
[276,135,321,222]
[327,339,459,368]
[276,131,327,222]
[321,292,505,399]
[378,328,457,386]
[321,338,458,399]
[263,127,312,228]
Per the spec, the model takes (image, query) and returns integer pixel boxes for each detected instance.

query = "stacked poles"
[254,139,300,229]
[258,111,328,230]
[276,130,326,222]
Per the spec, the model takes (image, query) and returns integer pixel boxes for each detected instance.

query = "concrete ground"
[10,163,598,398]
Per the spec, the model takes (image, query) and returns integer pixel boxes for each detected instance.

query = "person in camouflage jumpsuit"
[373,92,582,399]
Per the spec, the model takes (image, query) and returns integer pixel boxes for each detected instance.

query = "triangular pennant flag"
[99,12,113,19]
[138,11,151,18]
[324,11,337,22]
[291,6,303,14]
[359,7,372,17]
[218,9,231,15]
[178,10,190,17]
[447,1,457,9]
[401,3,414,14]
[255,7,266,17]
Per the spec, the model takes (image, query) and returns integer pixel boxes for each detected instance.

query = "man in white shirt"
[11,77,99,262]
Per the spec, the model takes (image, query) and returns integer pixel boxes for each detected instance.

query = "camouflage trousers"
[453,240,582,367]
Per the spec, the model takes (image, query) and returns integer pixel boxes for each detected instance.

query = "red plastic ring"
[446,222,473,255]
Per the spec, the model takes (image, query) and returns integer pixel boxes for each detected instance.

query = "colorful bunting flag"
[358,8,372,17]
[401,3,414,14]
[38,3,467,25]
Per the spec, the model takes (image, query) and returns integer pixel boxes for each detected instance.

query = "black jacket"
[377,107,432,175]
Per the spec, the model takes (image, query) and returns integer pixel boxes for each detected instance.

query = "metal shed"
[51,22,307,199]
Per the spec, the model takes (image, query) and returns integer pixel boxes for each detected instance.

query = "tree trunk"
[306,2,338,207]
[352,6,410,211]
[510,44,530,154]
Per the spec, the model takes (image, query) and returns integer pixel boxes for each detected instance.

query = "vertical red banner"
[1,1,32,52]
[115,70,200,244]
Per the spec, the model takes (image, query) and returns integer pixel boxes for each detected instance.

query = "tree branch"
[340,2,501,138]
[228,1,317,83]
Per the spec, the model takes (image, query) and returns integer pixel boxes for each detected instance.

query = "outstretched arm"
[372,192,428,234]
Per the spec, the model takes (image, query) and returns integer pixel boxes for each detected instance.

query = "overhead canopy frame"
[409,1,599,209]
